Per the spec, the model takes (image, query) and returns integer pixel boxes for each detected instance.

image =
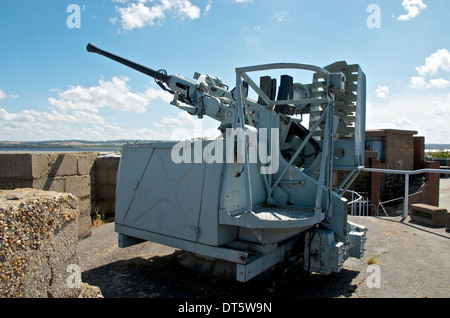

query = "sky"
[0,0,449,144]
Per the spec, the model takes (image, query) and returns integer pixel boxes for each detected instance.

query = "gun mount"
[87,43,367,282]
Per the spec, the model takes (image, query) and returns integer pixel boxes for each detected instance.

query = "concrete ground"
[77,179,450,300]
[439,178,450,211]
[78,216,449,299]
[78,187,450,300]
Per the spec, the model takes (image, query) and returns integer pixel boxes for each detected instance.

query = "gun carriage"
[87,43,367,282]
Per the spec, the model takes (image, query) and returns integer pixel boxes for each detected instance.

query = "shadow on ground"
[82,251,360,298]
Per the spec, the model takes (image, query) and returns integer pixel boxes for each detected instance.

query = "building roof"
[366,129,418,137]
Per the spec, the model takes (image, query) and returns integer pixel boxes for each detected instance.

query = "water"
[425,144,450,152]
[0,147,120,153]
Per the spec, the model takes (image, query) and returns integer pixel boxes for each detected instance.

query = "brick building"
[337,129,440,215]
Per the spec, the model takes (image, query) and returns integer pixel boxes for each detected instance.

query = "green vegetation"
[367,256,378,265]
[92,207,105,228]
[426,150,450,159]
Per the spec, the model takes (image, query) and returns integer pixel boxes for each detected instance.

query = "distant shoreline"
[0,140,143,149]
[0,140,138,153]
[0,147,120,153]
[0,140,448,153]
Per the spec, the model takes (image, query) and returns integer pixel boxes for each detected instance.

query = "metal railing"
[361,167,450,218]
[346,190,370,216]
[377,190,423,216]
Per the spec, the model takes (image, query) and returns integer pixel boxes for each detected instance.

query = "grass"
[367,256,378,265]
[92,206,105,228]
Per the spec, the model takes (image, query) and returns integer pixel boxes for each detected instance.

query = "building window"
[366,138,385,162]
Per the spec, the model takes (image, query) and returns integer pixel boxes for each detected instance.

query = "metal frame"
[116,223,297,283]
[233,63,334,218]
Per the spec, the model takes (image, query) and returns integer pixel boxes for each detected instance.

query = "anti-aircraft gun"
[87,43,367,282]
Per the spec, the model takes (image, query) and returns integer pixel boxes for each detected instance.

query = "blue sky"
[0,0,449,143]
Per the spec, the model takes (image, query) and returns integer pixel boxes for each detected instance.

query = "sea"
[0,144,448,154]
[0,147,120,153]
[425,144,450,152]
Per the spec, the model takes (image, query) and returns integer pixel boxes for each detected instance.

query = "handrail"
[361,167,450,218]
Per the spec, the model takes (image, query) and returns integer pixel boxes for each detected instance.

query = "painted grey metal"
[88,44,368,282]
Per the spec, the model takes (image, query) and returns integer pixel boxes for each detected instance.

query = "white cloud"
[0,76,221,141]
[115,0,201,30]
[204,0,212,16]
[375,85,391,98]
[155,112,221,140]
[427,78,450,89]
[246,35,258,45]
[0,105,103,141]
[409,76,427,88]
[415,48,450,76]
[48,76,171,114]
[274,11,289,23]
[409,49,450,90]
[0,90,19,100]
[366,91,450,143]
[397,0,427,21]
[164,0,200,20]
[0,103,174,142]
[410,76,450,89]
[392,116,414,128]
[116,3,165,29]
[235,0,253,3]
[0,77,174,141]
[155,111,194,128]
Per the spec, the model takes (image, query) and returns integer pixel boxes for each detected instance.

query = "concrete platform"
[78,215,450,299]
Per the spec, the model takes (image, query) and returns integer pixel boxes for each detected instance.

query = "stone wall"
[93,154,121,220]
[0,153,98,240]
[0,189,80,298]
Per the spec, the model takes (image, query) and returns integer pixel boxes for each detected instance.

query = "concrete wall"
[93,154,121,220]
[0,152,98,240]
[366,129,418,170]
[0,189,80,298]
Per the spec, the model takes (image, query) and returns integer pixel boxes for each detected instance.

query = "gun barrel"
[86,43,169,83]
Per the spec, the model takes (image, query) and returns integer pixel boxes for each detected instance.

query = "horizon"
[1,1,449,143]
[1,139,450,148]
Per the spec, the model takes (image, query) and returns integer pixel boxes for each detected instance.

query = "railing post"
[351,192,354,215]
[403,174,409,218]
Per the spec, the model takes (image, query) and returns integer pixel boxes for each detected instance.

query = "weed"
[367,256,378,265]
[92,206,104,228]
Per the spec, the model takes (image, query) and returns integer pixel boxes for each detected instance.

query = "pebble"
[0,189,78,298]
